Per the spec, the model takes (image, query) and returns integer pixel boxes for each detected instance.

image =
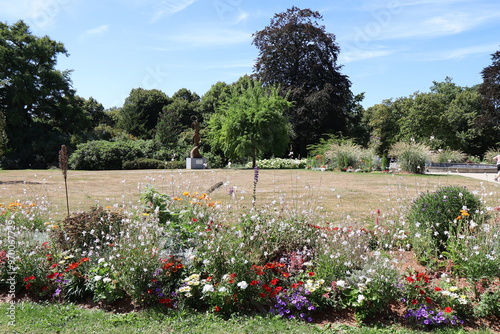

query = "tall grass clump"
[389,141,431,174]
[431,149,467,163]
[406,185,483,263]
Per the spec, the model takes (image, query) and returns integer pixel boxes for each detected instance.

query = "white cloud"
[425,43,500,61]
[150,0,197,23]
[80,24,109,40]
[156,28,252,49]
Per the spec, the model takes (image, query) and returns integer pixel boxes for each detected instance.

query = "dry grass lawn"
[1,168,499,223]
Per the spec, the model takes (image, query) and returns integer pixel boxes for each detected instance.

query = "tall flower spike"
[59,144,70,217]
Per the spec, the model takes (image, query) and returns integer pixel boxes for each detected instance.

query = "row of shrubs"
[68,139,499,172]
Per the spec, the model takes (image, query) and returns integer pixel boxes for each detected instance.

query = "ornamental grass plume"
[59,144,70,217]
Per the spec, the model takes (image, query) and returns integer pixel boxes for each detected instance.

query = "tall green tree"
[208,79,291,167]
[155,88,200,148]
[0,20,88,167]
[478,48,500,146]
[117,88,171,139]
[252,7,353,157]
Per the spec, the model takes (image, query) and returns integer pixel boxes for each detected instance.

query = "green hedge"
[123,159,185,170]
[69,140,156,170]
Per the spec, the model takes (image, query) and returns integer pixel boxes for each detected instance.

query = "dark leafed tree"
[155,88,200,147]
[117,88,171,139]
[479,48,500,129]
[252,6,353,157]
[0,20,90,167]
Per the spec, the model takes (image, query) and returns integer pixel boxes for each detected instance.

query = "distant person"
[494,154,500,181]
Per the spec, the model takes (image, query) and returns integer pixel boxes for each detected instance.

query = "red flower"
[24,276,35,282]
[214,306,221,312]
[81,257,90,262]
[265,263,275,269]
[406,276,415,283]
[259,292,266,298]
[282,272,290,278]
[269,278,279,286]
[419,289,425,295]
[291,283,298,289]
[308,272,315,277]
[444,307,453,313]
[262,284,272,292]
[411,299,418,305]
[192,218,198,222]
[250,280,259,286]
[67,262,81,270]
[425,297,432,304]
[51,263,58,268]
[274,286,283,293]
[434,287,442,291]
[47,273,59,279]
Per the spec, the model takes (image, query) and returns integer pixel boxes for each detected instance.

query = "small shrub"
[406,186,483,262]
[389,141,431,174]
[52,206,125,254]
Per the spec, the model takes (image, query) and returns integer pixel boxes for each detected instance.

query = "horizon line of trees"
[1,8,499,169]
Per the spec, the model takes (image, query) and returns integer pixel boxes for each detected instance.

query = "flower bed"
[1,182,499,331]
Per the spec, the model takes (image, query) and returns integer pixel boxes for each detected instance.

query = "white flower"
[102,277,112,283]
[218,287,228,293]
[336,280,346,288]
[202,284,214,293]
[357,294,366,303]
[94,275,102,282]
[98,258,105,264]
[237,281,248,290]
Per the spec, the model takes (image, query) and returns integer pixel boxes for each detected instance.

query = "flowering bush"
[406,186,483,263]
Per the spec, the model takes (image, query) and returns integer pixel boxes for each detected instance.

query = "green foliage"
[474,287,500,318]
[252,7,353,157]
[431,149,467,163]
[208,79,291,167]
[117,88,171,139]
[123,158,167,170]
[406,186,483,262]
[443,221,499,281]
[0,21,91,168]
[389,141,431,174]
[69,140,157,170]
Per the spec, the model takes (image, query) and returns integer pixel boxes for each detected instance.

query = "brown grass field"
[1,168,499,223]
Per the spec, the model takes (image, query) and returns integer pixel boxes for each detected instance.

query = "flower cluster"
[271,286,315,321]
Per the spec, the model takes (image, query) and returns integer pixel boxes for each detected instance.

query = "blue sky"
[1,0,499,109]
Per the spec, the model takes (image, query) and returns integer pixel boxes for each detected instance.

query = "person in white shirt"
[493,155,500,181]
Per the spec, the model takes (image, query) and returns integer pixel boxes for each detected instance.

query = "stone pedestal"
[186,157,208,169]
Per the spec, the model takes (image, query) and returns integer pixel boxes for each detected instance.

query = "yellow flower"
[182,191,190,196]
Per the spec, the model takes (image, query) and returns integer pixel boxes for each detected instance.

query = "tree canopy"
[117,88,171,139]
[479,48,500,134]
[252,6,353,157]
[207,78,291,167]
[0,20,89,167]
